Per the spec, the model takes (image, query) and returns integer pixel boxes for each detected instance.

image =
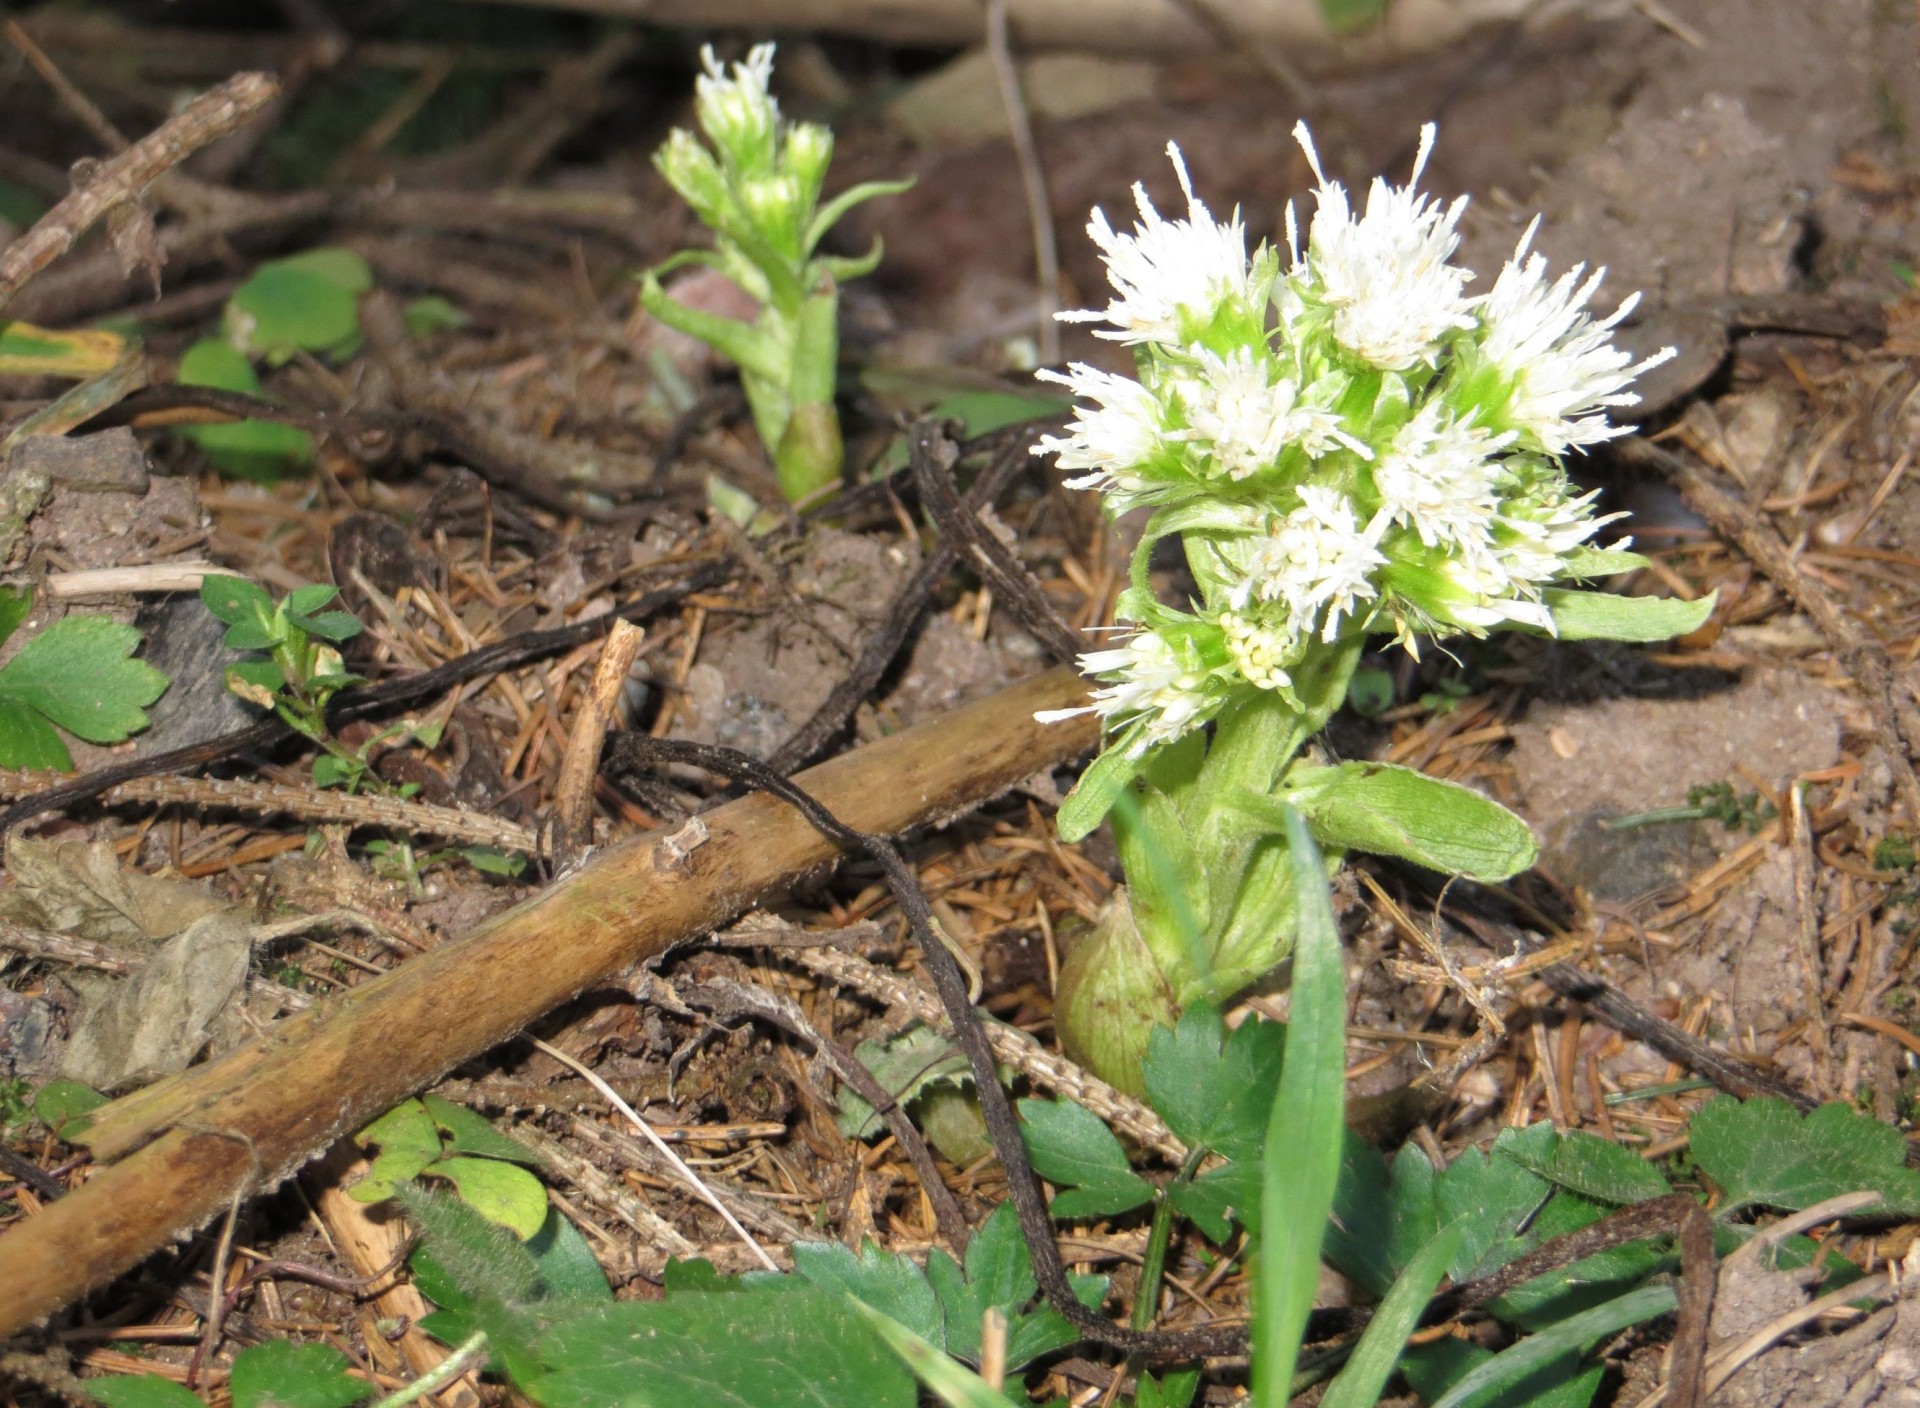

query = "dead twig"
[0,71,278,312]
[545,620,646,870]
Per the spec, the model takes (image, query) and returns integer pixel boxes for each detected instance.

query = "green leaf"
[176,339,314,480]
[0,587,32,652]
[1319,1221,1463,1408]
[226,659,286,708]
[0,699,72,771]
[352,1100,442,1202]
[200,574,278,635]
[1538,589,1716,643]
[926,1203,1035,1362]
[1404,1340,1605,1408]
[33,1079,106,1139]
[85,1377,207,1408]
[405,294,470,337]
[793,1239,946,1349]
[1690,1096,1920,1215]
[1316,0,1386,31]
[294,610,365,644]
[1018,1097,1155,1219]
[229,1340,369,1408]
[1503,1127,1672,1206]
[1429,1282,1677,1408]
[420,1094,541,1166]
[1142,1003,1284,1164]
[1270,761,1538,881]
[525,1206,613,1302]
[1252,805,1347,1405]
[226,251,370,363]
[0,616,169,769]
[1434,1126,1556,1280]
[525,1277,915,1408]
[1056,745,1146,844]
[1170,1157,1260,1243]
[426,1155,548,1238]
[286,583,340,617]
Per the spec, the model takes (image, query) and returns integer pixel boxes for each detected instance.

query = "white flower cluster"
[1037,126,1673,757]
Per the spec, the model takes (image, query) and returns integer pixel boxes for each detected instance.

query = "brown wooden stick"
[0,668,1097,1334]
[546,620,646,869]
[0,71,278,312]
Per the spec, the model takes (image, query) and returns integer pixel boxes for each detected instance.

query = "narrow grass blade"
[1318,1221,1461,1408]
[1252,806,1347,1405]
[1429,1282,1678,1408]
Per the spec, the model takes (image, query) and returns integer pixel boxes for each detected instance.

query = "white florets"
[1235,485,1386,643]
[1288,123,1477,371]
[1036,630,1217,753]
[1058,144,1257,347]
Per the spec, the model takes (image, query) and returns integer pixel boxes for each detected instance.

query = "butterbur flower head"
[1172,351,1371,482]
[1059,143,1261,347]
[695,43,781,177]
[1287,122,1476,371]
[1371,401,1512,554]
[1471,220,1676,454]
[1033,363,1169,507]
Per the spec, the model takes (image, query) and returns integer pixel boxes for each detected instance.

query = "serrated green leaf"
[1170,1158,1259,1243]
[1691,1096,1920,1215]
[0,698,73,770]
[524,1277,915,1408]
[0,616,169,768]
[1504,1127,1672,1206]
[1539,589,1716,643]
[928,1203,1035,1363]
[1019,1097,1155,1219]
[1269,761,1538,881]
[1142,1003,1284,1164]
[793,1239,946,1349]
[427,1155,547,1238]
[229,1340,369,1408]
[420,1093,541,1166]
[1135,1369,1201,1408]
[1435,1125,1557,1280]
[85,1376,208,1408]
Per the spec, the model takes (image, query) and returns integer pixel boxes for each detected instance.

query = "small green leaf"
[352,1099,441,1202]
[0,616,169,769]
[225,252,369,364]
[33,1079,106,1139]
[292,609,364,643]
[419,1094,541,1166]
[1690,1096,1920,1215]
[176,339,314,480]
[1435,1126,1557,1280]
[84,1377,206,1408]
[199,574,277,631]
[229,1340,369,1408]
[405,294,469,337]
[399,1184,544,1305]
[1142,1003,1284,1164]
[525,1206,613,1302]
[426,1155,548,1238]
[1316,0,1386,31]
[1270,761,1538,881]
[286,583,340,617]
[1539,588,1716,643]
[1135,1369,1201,1408]
[1018,1096,1155,1219]
[836,1026,972,1141]
[1558,547,1653,580]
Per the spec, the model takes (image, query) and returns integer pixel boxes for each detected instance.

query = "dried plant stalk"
[0,669,1097,1334]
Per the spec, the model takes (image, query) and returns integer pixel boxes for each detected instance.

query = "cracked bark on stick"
[458,0,1536,61]
[0,668,1097,1335]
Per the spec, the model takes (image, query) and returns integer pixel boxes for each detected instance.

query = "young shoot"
[640,44,912,505]
[1035,124,1712,1090]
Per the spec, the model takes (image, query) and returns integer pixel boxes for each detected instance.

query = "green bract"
[640,44,911,504]
[1036,125,1714,1089]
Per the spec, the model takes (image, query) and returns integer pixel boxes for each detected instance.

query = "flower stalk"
[1038,125,1711,1090]
[640,45,911,504]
